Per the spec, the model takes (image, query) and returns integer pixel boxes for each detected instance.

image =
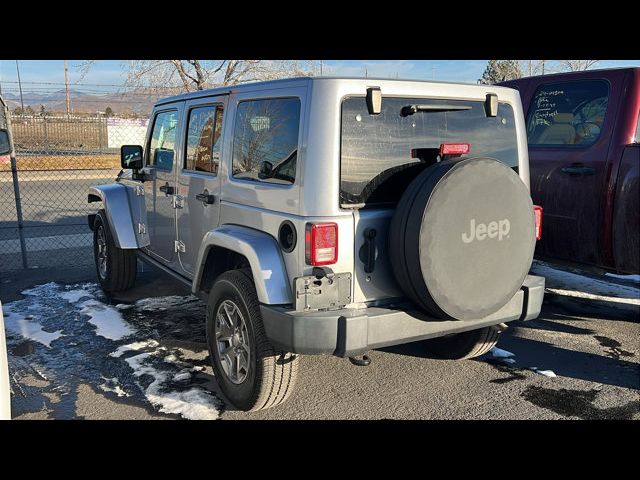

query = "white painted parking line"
[0,233,92,254]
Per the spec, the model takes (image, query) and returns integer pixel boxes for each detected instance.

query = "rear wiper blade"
[400,104,472,117]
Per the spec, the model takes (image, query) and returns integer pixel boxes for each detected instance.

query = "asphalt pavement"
[1,262,639,420]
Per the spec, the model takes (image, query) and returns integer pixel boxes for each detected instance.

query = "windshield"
[340,96,519,206]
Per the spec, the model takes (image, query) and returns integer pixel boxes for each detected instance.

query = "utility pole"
[320,60,323,76]
[529,60,532,76]
[15,60,25,112]
[64,60,71,116]
[541,60,545,75]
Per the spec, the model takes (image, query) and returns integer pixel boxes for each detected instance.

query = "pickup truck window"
[185,105,223,174]
[232,98,300,185]
[526,80,609,147]
[149,110,178,170]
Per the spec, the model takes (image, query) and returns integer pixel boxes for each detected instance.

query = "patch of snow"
[110,339,159,358]
[172,371,192,382]
[488,347,515,358]
[2,304,64,348]
[163,354,179,364]
[530,367,557,378]
[20,282,58,297]
[118,341,220,420]
[78,299,135,340]
[115,304,134,310]
[531,261,640,306]
[60,289,92,303]
[542,288,640,306]
[605,273,640,283]
[99,377,130,397]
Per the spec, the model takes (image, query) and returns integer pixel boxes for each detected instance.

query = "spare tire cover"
[389,157,535,320]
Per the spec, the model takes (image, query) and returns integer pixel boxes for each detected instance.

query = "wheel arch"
[88,184,149,249]
[193,225,292,305]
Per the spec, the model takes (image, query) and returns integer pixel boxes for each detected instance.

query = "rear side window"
[184,105,223,174]
[149,110,178,170]
[232,98,300,185]
[526,80,609,147]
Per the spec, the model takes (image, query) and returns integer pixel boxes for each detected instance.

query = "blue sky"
[1,60,639,94]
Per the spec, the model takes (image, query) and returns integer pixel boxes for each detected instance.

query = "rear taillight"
[305,222,338,266]
[440,143,470,156]
[534,205,543,240]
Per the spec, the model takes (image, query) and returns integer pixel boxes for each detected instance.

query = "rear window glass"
[340,96,518,206]
[526,80,609,147]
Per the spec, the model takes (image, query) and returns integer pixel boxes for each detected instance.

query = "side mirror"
[259,160,273,178]
[121,145,144,170]
[0,129,11,156]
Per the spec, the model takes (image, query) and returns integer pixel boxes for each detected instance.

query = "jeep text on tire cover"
[88,77,545,411]
[462,218,511,243]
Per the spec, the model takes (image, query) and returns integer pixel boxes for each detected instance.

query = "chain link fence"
[0,109,148,272]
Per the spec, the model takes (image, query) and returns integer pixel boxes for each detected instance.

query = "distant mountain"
[2,89,160,116]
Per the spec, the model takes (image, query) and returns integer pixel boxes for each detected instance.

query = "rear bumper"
[261,274,545,357]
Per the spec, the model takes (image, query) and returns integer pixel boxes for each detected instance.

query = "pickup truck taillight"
[305,223,338,266]
[534,205,543,241]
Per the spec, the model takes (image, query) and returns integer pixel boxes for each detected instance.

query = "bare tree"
[521,60,548,76]
[78,60,319,94]
[478,60,523,84]
[556,60,600,72]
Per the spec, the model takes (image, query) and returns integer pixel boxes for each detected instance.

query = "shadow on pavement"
[495,333,639,390]
[380,329,639,390]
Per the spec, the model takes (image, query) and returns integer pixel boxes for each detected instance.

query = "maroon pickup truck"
[500,68,639,274]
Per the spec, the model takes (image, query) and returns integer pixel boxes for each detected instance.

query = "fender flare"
[193,225,292,305]
[88,184,149,249]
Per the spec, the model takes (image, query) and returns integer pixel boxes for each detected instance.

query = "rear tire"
[206,269,298,411]
[93,209,137,293]
[423,326,500,360]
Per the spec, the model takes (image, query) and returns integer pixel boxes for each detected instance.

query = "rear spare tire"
[390,157,535,320]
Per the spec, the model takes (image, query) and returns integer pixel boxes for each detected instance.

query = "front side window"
[232,98,300,185]
[526,80,609,147]
[149,110,178,170]
[185,105,223,174]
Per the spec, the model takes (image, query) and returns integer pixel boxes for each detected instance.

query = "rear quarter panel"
[612,145,640,273]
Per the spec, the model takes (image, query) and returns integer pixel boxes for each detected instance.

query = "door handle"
[195,190,216,205]
[159,182,175,195]
[561,164,595,176]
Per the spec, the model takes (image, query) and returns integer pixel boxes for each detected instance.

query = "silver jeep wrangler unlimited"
[88,77,545,411]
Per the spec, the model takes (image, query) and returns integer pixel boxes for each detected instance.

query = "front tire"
[423,326,500,360]
[93,209,137,293]
[206,270,298,411]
